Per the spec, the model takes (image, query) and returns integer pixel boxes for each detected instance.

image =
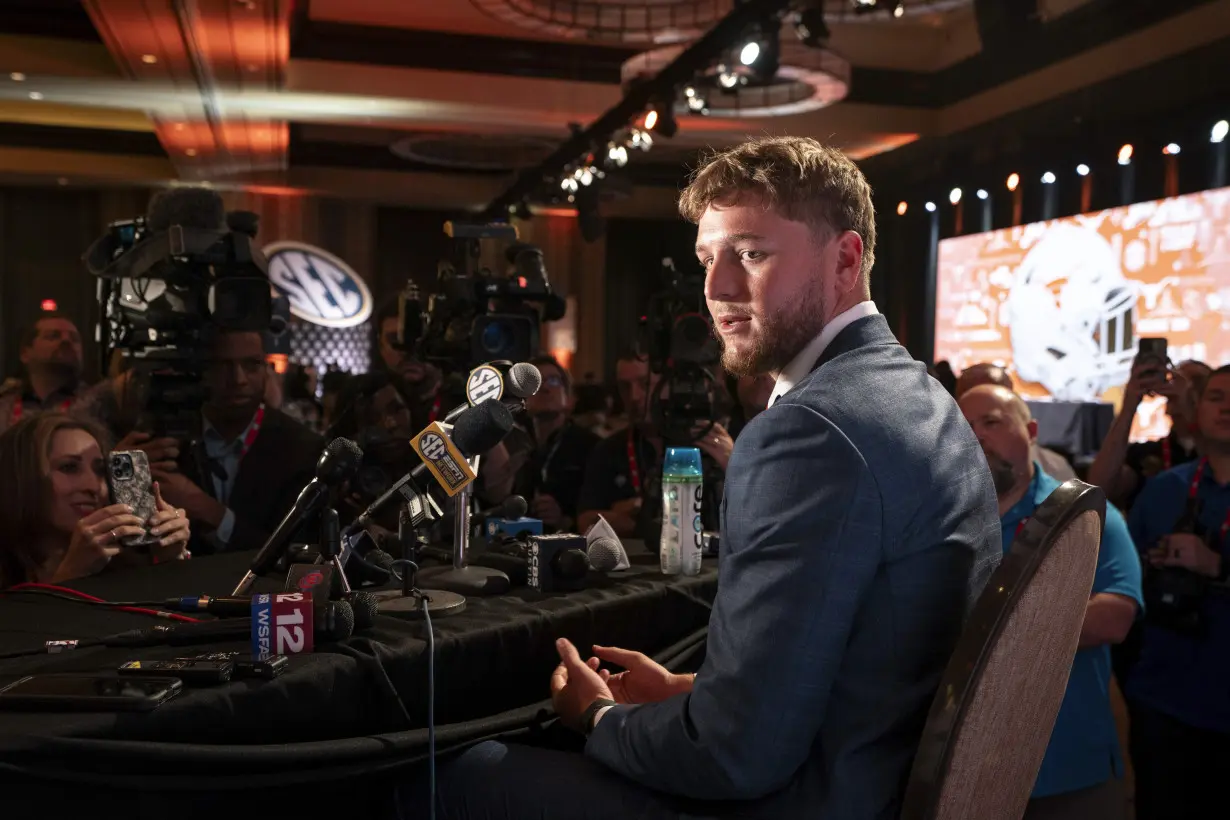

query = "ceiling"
[0,0,1225,217]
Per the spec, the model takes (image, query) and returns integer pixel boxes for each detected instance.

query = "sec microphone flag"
[251,592,314,661]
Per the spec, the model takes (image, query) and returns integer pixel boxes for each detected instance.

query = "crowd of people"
[0,136,1226,819]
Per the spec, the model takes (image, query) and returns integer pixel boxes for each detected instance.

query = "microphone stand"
[417,456,512,595]
[374,494,466,618]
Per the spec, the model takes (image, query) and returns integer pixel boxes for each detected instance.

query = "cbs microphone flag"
[411,421,477,497]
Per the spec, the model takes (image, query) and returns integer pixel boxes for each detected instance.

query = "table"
[1025,400,1115,457]
[0,544,716,810]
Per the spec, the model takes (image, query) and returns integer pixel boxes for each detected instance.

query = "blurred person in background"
[931,360,957,396]
[0,313,88,435]
[512,355,599,533]
[961,385,1140,820]
[572,382,616,437]
[725,372,775,439]
[1124,364,1230,820]
[957,362,1078,481]
[1089,359,1210,510]
[0,413,190,587]
[376,300,444,425]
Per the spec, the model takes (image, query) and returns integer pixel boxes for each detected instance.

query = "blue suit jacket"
[586,315,1002,818]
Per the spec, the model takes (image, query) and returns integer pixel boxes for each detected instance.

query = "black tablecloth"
[0,545,716,792]
[1025,400,1115,457]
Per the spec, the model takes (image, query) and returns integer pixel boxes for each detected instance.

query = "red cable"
[4,582,202,623]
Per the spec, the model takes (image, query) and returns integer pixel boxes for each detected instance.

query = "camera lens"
[480,321,514,357]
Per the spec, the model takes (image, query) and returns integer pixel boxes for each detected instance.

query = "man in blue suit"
[407,137,1002,819]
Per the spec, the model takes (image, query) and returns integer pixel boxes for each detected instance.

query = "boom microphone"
[233,438,364,595]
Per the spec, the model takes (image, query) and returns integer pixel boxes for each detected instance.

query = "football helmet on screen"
[1006,224,1137,401]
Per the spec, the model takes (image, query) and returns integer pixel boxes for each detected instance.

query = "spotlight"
[925,201,937,213]
[949,188,962,205]
[686,93,707,112]
[1041,171,1056,184]
[580,168,594,186]
[644,109,658,131]
[561,177,578,193]
[684,86,696,98]
[893,1,904,17]
[1076,163,1090,176]
[718,67,739,89]
[976,189,989,200]
[793,7,831,47]
[740,41,760,66]
[1007,173,1020,191]
[1163,143,1181,156]
[644,101,678,138]
[607,143,628,166]
[896,201,907,215]
[1213,120,1229,144]
[853,0,879,14]
[1118,144,1133,165]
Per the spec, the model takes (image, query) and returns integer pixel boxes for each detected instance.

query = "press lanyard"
[237,404,265,460]
[427,393,442,423]
[626,428,641,494]
[1014,517,1030,540]
[1187,458,1230,546]
[10,396,72,425]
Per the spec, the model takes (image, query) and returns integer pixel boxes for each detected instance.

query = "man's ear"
[1027,419,1039,444]
[834,230,865,295]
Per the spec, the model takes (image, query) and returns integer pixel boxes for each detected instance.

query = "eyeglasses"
[543,375,566,389]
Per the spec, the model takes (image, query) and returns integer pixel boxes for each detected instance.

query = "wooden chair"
[900,480,1105,820]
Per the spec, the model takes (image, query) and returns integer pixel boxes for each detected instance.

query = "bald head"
[959,384,1036,498]
[956,363,1013,398]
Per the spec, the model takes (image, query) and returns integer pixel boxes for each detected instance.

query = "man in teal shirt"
[961,385,1142,820]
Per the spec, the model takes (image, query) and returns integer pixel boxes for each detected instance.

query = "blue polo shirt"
[1126,460,1230,733]
[1001,465,1143,798]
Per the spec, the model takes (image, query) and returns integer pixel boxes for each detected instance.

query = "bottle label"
[661,478,703,576]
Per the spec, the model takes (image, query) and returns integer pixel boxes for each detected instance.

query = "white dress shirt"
[767,301,880,408]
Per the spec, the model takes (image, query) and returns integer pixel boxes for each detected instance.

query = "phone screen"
[1,675,178,700]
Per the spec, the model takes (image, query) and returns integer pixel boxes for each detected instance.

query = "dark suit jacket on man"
[182,407,325,555]
[585,314,1002,818]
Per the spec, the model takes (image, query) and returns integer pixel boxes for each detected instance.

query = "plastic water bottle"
[660,447,704,576]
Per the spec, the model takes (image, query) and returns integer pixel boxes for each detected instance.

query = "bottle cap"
[663,447,703,476]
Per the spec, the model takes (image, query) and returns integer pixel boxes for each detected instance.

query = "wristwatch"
[581,698,617,736]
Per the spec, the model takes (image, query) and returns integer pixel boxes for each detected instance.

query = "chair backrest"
[899,479,1105,820]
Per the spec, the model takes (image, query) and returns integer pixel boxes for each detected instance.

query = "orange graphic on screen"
[935,186,1230,442]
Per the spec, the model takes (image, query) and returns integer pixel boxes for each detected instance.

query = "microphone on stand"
[233,438,363,596]
[441,361,542,424]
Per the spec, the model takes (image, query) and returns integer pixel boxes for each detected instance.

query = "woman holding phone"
[0,412,191,587]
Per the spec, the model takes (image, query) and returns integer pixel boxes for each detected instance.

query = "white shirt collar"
[768,301,879,408]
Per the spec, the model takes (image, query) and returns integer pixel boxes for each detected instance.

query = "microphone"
[587,536,626,573]
[233,438,364,596]
[478,495,528,522]
[442,362,542,424]
[95,598,354,650]
[344,401,515,536]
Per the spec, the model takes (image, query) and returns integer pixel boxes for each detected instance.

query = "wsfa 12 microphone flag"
[251,592,314,661]
[411,422,477,497]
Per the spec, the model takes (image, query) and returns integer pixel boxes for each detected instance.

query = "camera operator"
[0,313,88,435]
[1125,364,1230,820]
[115,330,324,555]
[375,299,444,425]
[511,355,599,533]
[576,350,729,538]
[1089,358,1210,510]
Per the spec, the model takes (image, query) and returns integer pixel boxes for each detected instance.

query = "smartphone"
[107,450,159,549]
[1136,337,1169,371]
[119,658,234,685]
[0,674,182,711]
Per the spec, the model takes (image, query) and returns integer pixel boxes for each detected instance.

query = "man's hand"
[151,468,225,530]
[550,638,614,733]
[1123,360,1169,408]
[1150,533,1223,578]
[114,431,181,472]
[592,645,694,705]
[693,422,735,470]
[532,493,564,529]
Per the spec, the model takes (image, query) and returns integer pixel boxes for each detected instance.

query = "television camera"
[83,187,280,439]
[395,222,565,371]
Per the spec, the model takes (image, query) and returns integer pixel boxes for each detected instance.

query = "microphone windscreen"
[320,600,355,642]
[502,495,528,519]
[146,187,226,232]
[318,437,364,484]
[452,400,515,455]
[347,591,379,630]
[507,363,542,398]
[365,548,395,572]
[587,537,622,572]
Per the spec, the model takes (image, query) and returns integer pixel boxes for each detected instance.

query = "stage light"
[28,91,42,100]
[1213,120,1229,144]
[1007,173,1020,191]
[644,109,658,130]
[1077,163,1090,176]
[893,1,904,17]
[718,67,739,89]
[740,41,760,66]
[607,143,627,166]
[976,189,989,200]
[40,299,57,312]
[644,101,678,138]
[579,168,593,186]
[949,188,962,205]
[925,201,937,212]
[896,201,907,215]
[9,72,25,82]
[1164,143,1181,156]
[684,86,695,98]
[1118,144,1133,165]
[1041,171,1056,184]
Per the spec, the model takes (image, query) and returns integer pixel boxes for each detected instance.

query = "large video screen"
[935,186,1230,442]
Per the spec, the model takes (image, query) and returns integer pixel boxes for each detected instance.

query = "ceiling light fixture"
[142,54,158,64]
[9,72,25,82]
[1076,163,1090,176]
[1212,120,1229,144]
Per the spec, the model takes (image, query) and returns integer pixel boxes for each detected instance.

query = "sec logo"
[419,432,447,462]
[466,365,504,405]
[264,241,373,328]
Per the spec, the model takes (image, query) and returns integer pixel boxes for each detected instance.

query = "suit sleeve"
[585,403,882,800]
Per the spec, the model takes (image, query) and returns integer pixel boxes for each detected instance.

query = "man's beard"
[717,286,827,378]
[984,451,1019,496]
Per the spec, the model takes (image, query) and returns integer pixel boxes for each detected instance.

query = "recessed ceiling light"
[28,91,43,100]
[185,148,198,157]
[9,72,25,82]
[142,54,158,64]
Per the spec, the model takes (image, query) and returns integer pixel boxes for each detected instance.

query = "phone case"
[107,450,160,548]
